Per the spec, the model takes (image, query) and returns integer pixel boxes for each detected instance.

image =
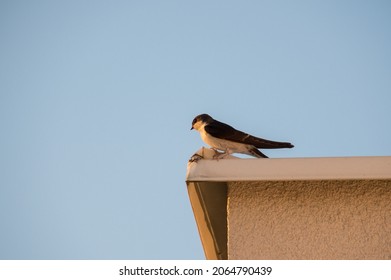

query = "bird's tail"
[249,148,269,158]
[250,136,294,149]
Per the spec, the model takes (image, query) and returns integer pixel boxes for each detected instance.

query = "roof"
[185,148,391,259]
[187,148,391,182]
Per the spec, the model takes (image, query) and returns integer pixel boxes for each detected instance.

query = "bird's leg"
[212,148,225,160]
[212,148,231,160]
[212,148,220,160]
[221,148,232,159]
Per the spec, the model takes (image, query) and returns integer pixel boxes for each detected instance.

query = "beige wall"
[228,180,391,259]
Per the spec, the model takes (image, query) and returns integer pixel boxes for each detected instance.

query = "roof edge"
[187,149,391,182]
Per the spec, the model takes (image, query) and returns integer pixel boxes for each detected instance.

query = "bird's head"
[191,114,213,131]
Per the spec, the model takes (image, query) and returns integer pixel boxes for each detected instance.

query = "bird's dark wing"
[205,120,294,149]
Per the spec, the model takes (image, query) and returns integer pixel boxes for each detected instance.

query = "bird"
[191,113,294,158]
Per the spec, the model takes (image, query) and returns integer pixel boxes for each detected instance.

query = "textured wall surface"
[228,180,391,259]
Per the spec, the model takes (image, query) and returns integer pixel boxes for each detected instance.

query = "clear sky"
[0,0,390,259]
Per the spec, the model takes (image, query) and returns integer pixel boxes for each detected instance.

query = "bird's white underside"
[196,122,254,156]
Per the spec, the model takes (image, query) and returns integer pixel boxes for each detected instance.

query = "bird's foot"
[212,149,229,160]
[189,153,204,163]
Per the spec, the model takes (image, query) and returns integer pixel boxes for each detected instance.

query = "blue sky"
[0,0,390,259]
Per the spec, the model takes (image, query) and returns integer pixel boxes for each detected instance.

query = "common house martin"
[191,113,294,158]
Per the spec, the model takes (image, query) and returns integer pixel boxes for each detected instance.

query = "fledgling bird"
[191,114,294,158]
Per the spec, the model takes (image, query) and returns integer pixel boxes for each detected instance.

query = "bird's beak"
[190,127,194,130]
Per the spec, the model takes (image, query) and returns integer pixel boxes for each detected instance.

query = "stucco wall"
[227,180,391,259]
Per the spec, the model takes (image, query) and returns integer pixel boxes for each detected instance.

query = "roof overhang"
[185,148,391,259]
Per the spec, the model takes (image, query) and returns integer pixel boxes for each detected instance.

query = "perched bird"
[191,113,294,158]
